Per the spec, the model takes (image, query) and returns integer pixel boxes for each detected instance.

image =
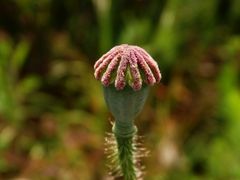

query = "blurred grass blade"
[92,0,112,53]
[11,39,30,77]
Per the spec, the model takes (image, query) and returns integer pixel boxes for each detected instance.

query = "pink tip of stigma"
[94,44,161,91]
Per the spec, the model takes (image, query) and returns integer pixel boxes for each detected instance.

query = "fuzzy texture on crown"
[94,44,161,91]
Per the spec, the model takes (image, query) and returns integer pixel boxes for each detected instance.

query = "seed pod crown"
[94,44,161,91]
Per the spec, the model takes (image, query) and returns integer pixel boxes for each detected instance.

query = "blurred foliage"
[0,0,239,179]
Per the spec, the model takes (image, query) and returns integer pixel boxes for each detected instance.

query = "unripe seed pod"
[103,85,149,137]
[94,44,161,137]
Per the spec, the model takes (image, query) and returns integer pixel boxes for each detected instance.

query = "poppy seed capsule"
[94,44,161,137]
[104,85,149,137]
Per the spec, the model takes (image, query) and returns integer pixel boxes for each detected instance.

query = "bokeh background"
[0,0,240,179]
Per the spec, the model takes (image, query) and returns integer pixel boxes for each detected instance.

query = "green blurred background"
[0,0,240,179]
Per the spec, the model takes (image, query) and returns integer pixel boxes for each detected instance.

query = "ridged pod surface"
[94,44,161,91]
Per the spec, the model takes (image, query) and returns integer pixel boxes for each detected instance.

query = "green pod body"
[103,85,149,137]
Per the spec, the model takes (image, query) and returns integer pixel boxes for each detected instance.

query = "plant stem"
[115,134,136,180]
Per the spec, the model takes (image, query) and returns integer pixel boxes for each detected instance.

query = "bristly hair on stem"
[105,133,149,180]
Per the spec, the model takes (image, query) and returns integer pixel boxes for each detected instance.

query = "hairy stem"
[105,129,146,179]
[115,135,136,180]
